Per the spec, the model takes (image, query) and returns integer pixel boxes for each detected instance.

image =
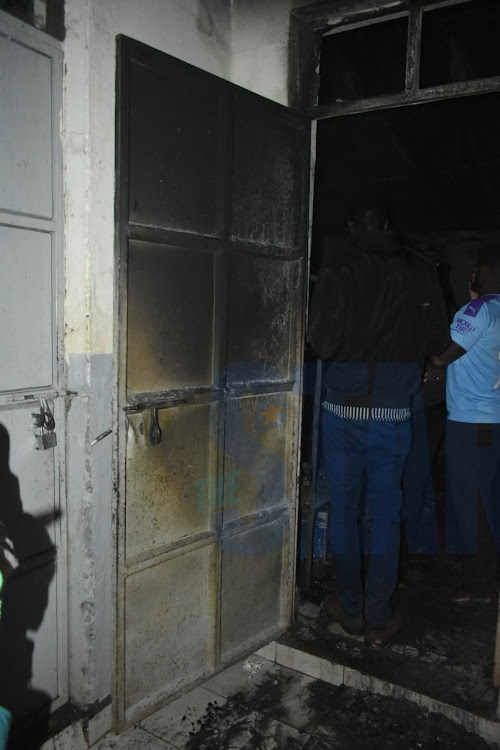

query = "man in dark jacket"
[308,207,448,646]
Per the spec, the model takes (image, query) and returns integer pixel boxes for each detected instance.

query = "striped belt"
[322,402,411,422]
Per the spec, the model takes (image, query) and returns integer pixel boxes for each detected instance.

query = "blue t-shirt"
[447,294,500,423]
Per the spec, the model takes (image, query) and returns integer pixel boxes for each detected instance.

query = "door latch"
[148,406,162,446]
[32,398,57,450]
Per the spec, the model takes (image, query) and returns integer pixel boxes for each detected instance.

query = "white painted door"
[0,11,67,725]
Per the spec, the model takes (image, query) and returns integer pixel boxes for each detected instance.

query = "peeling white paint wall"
[62,0,297,712]
[230,0,297,105]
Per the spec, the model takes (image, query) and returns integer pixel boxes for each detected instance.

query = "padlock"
[35,431,57,450]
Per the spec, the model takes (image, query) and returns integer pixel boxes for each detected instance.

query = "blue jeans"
[402,400,442,554]
[322,410,411,628]
[446,420,500,592]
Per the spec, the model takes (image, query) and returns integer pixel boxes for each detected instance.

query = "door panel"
[116,37,309,727]
[124,543,216,711]
[226,253,297,385]
[0,226,53,391]
[0,400,61,717]
[222,393,292,524]
[220,517,288,656]
[127,240,218,394]
[0,33,52,218]
[125,402,217,561]
[231,96,307,250]
[129,58,222,236]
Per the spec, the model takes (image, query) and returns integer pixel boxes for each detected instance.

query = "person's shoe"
[364,612,402,648]
[448,589,497,606]
[323,593,364,635]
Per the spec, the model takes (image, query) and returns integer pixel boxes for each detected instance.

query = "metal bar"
[291,0,408,30]
[123,395,194,413]
[225,380,296,397]
[323,9,408,35]
[309,75,500,119]
[128,222,222,251]
[405,3,422,92]
[494,598,500,703]
[90,428,112,446]
[423,0,472,12]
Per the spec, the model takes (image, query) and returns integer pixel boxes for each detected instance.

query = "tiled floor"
[92,654,497,749]
[95,656,315,749]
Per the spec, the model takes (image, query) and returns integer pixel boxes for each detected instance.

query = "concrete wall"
[230,0,296,105]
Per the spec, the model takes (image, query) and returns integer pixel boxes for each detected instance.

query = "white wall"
[230,0,296,105]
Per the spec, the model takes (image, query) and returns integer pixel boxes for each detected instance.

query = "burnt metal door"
[115,37,310,727]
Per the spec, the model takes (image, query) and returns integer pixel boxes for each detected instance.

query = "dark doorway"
[297,58,500,725]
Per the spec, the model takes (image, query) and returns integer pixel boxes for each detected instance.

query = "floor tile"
[139,686,226,748]
[304,725,350,750]
[254,641,277,662]
[202,655,276,699]
[276,643,344,686]
[53,721,87,750]
[93,727,175,749]
[245,663,320,731]
[197,707,311,750]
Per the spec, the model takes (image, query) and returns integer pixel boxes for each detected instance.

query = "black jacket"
[307,233,449,409]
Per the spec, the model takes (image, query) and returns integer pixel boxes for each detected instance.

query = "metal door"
[115,37,310,727]
[0,11,67,723]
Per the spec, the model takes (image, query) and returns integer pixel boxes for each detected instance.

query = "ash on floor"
[94,655,499,750]
[288,554,499,718]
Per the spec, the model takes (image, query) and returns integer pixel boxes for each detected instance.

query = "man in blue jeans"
[308,206,447,646]
[425,247,500,605]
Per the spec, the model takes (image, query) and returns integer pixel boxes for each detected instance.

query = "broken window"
[420,0,500,88]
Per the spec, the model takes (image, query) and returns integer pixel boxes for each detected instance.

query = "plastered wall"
[230,0,296,105]
[62,0,295,710]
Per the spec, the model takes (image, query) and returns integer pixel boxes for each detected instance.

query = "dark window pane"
[318,16,408,104]
[313,92,500,235]
[421,0,500,88]
[0,0,33,25]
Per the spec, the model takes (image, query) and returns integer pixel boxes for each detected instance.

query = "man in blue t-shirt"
[425,247,500,604]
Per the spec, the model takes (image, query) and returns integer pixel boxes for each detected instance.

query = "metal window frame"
[290,0,500,118]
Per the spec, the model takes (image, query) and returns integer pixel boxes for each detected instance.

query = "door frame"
[0,9,68,712]
[292,0,500,720]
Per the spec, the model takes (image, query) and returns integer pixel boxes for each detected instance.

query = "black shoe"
[365,613,402,648]
[324,593,364,635]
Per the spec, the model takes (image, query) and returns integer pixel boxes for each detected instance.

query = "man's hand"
[468,271,479,300]
[424,343,467,382]
[424,355,446,383]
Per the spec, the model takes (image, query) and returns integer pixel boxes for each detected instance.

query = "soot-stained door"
[115,37,310,727]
